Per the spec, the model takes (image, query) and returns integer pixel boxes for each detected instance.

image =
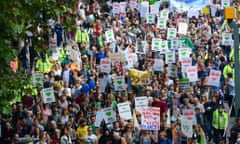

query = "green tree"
[0,0,75,114]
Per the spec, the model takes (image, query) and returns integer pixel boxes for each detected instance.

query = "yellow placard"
[225,7,235,19]
[202,7,210,15]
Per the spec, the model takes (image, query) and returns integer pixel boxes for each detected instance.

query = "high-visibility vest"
[75,28,89,43]
[36,59,53,73]
[223,64,234,79]
[212,109,228,130]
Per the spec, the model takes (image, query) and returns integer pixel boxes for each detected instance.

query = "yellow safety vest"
[212,109,228,130]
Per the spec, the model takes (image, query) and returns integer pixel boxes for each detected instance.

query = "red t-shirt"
[152,100,167,116]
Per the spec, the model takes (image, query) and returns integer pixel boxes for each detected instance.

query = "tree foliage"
[0,0,75,114]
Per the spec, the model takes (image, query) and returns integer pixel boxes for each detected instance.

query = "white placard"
[117,102,132,120]
[140,107,160,130]
[171,38,179,50]
[178,48,192,61]
[222,33,232,46]
[136,40,146,54]
[95,111,104,127]
[105,30,115,43]
[100,58,111,73]
[187,9,200,18]
[167,28,177,39]
[102,107,116,124]
[181,118,193,138]
[160,40,168,52]
[126,53,134,68]
[129,0,138,9]
[113,2,120,15]
[160,9,169,19]
[120,2,127,13]
[140,1,149,18]
[99,78,107,93]
[33,73,44,87]
[165,51,176,64]
[221,0,230,8]
[114,76,125,91]
[178,22,188,35]
[153,59,164,72]
[157,17,167,29]
[135,96,148,111]
[186,66,198,82]
[181,57,192,72]
[167,64,178,78]
[182,109,197,125]
[207,70,221,87]
[151,1,161,15]
[43,87,55,104]
[152,38,162,51]
[146,14,155,24]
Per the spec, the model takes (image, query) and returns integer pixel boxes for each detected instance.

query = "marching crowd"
[2,0,240,144]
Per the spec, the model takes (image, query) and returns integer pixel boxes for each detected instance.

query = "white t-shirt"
[84,134,97,144]
[63,69,70,82]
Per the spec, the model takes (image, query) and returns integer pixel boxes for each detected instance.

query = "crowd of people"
[2,0,240,144]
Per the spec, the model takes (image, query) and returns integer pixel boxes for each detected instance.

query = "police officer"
[212,101,228,144]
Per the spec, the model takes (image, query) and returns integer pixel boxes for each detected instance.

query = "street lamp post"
[231,23,240,119]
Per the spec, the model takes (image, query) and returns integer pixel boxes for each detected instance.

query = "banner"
[114,76,125,91]
[181,118,193,138]
[157,17,167,29]
[136,40,146,54]
[33,73,44,87]
[43,87,55,104]
[186,66,198,82]
[207,70,221,87]
[128,69,150,85]
[108,53,125,63]
[141,107,160,130]
[153,59,164,71]
[117,102,132,120]
[178,22,188,35]
[170,0,210,11]
[135,96,148,111]
[102,107,116,124]
[105,30,115,43]
[152,38,162,51]
[100,58,111,73]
